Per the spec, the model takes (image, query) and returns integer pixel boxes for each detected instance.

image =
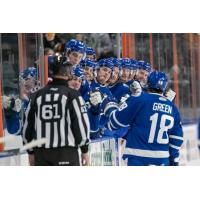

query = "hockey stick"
[0,137,47,158]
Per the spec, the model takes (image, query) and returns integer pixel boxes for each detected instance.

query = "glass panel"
[176,34,194,121]
[135,33,150,62]
[1,33,21,135]
[1,34,19,97]
[24,33,38,67]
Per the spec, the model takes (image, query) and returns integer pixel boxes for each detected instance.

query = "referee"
[22,55,90,166]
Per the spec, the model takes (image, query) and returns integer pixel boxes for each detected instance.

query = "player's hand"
[130,81,142,96]
[2,95,11,109]
[120,94,130,103]
[13,98,22,112]
[89,91,103,106]
[164,89,176,102]
[81,153,90,166]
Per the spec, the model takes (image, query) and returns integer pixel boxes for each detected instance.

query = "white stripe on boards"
[45,94,51,102]
[60,96,67,147]
[67,110,75,146]
[72,98,87,146]
[78,96,90,138]
[124,148,170,158]
[53,121,58,147]
[169,135,183,141]
[113,110,129,128]
[36,96,42,146]
[45,122,51,148]
[22,102,31,144]
[54,93,60,101]
[169,144,181,150]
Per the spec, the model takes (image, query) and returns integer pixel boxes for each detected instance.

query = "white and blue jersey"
[80,79,90,97]
[82,79,114,139]
[106,92,183,166]
[4,110,21,135]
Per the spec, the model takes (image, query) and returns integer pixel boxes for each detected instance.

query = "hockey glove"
[13,98,22,113]
[120,94,130,104]
[2,95,11,109]
[89,91,103,106]
[164,89,176,102]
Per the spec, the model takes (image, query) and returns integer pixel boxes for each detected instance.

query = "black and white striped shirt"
[22,78,90,153]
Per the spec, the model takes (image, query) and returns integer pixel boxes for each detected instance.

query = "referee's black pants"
[33,146,80,166]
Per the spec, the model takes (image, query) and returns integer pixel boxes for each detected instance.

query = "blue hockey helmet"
[111,58,121,68]
[138,60,151,72]
[130,59,139,70]
[97,58,114,70]
[86,47,96,58]
[121,58,132,69]
[65,39,86,54]
[80,58,96,69]
[147,71,168,92]
[19,67,38,80]
[71,66,85,79]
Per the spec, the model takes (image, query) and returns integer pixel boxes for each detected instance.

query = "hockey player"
[79,58,96,97]
[120,58,132,84]
[102,71,183,166]
[19,67,40,112]
[108,58,130,103]
[65,39,86,66]
[135,60,151,87]
[128,60,151,98]
[67,65,102,140]
[86,47,96,61]
[126,59,139,87]
[84,58,114,101]
[83,58,115,139]
[80,58,96,85]
[68,66,85,91]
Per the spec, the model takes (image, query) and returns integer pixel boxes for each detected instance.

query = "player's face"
[68,77,82,90]
[136,69,149,86]
[83,66,94,81]
[109,67,119,84]
[86,54,95,61]
[23,78,35,93]
[97,67,112,85]
[120,68,131,83]
[68,51,84,65]
[128,70,135,81]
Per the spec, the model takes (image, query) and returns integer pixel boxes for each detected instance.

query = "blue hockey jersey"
[109,82,130,103]
[82,79,114,139]
[106,92,183,166]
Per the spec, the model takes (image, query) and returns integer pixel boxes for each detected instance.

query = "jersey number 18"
[148,113,174,144]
